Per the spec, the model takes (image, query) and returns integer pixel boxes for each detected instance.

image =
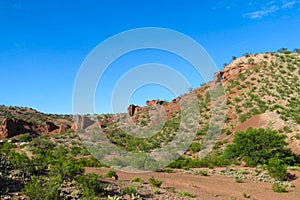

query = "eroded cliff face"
[0,118,72,139]
[0,118,19,138]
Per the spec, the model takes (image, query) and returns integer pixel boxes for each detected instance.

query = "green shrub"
[104,169,118,179]
[77,173,103,198]
[178,191,195,198]
[235,177,243,183]
[0,142,17,154]
[24,176,60,200]
[149,176,163,188]
[223,128,296,166]
[199,170,208,176]
[18,133,32,142]
[267,158,287,181]
[8,151,35,175]
[70,146,82,156]
[168,187,176,193]
[131,177,144,184]
[163,168,174,173]
[124,185,137,195]
[153,188,160,194]
[233,97,241,102]
[188,142,202,153]
[242,192,250,198]
[75,157,105,167]
[272,183,287,193]
[167,153,230,169]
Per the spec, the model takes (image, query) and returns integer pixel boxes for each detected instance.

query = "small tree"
[223,128,295,166]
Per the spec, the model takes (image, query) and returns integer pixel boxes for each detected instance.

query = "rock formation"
[45,121,59,133]
[0,118,18,138]
[127,104,142,117]
[146,100,165,107]
[73,115,96,130]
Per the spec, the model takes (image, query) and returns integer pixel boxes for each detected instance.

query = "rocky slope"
[0,106,73,139]
[93,51,300,158]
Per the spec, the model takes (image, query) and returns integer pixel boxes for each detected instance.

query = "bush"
[8,151,35,175]
[163,168,174,173]
[77,173,103,198]
[104,169,118,179]
[267,158,287,181]
[50,159,84,181]
[70,146,82,156]
[242,192,250,198]
[24,176,60,200]
[178,191,195,198]
[167,153,230,169]
[223,128,295,166]
[131,177,144,184]
[198,170,208,176]
[235,177,243,183]
[75,157,105,167]
[0,141,17,154]
[272,183,287,193]
[188,142,202,153]
[149,176,163,188]
[18,133,32,142]
[123,185,137,195]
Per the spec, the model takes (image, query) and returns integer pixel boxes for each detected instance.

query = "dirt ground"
[86,167,300,200]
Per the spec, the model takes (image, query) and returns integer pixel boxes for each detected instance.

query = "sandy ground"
[86,167,300,200]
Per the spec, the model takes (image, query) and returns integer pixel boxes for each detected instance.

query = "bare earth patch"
[234,112,284,132]
[85,167,300,200]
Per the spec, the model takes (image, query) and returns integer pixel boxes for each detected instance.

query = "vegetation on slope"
[1,49,300,198]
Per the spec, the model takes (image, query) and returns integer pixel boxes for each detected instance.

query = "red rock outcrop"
[0,118,18,138]
[0,117,73,139]
[127,104,142,117]
[73,115,96,130]
[58,124,70,134]
[0,118,34,139]
[218,59,257,86]
[213,72,223,84]
[45,121,59,133]
[146,100,165,107]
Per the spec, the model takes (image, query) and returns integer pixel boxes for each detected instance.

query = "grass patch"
[149,176,163,188]
[178,191,195,198]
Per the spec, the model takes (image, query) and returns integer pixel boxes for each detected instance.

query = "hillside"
[88,50,300,163]
[0,106,73,139]
[1,50,300,199]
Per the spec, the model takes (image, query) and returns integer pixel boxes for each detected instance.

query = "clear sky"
[0,0,300,114]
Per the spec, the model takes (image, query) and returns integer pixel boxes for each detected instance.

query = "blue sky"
[0,0,300,114]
